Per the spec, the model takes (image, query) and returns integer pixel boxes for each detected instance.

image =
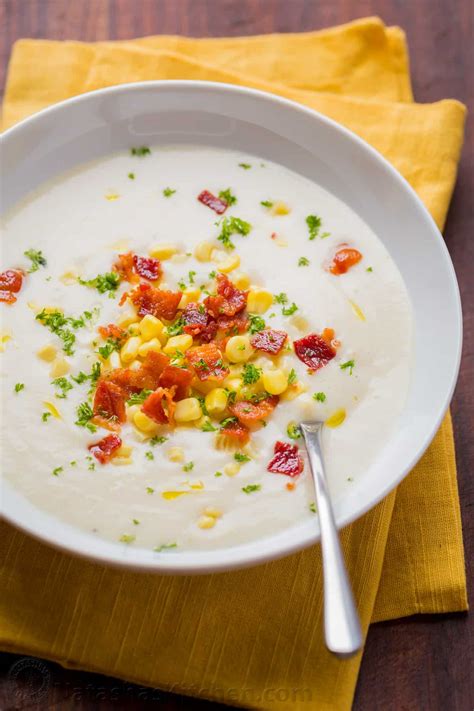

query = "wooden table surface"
[0,1,472,709]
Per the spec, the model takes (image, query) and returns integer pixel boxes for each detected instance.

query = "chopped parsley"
[52,466,63,477]
[14,383,25,393]
[70,461,77,466]
[282,302,298,316]
[166,315,184,337]
[287,422,301,440]
[366,266,373,272]
[119,534,136,543]
[196,395,209,416]
[217,216,252,250]
[242,363,262,385]
[220,416,238,429]
[75,402,96,432]
[188,270,196,284]
[145,451,154,461]
[238,162,251,169]
[71,362,101,390]
[146,486,155,494]
[128,172,135,180]
[183,461,194,472]
[150,435,168,446]
[36,308,96,356]
[52,377,73,399]
[208,270,217,279]
[347,476,354,482]
[130,146,150,156]
[202,419,217,432]
[218,188,237,205]
[97,338,121,360]
[260,200,273,208]
[274,292,288,305]
[234,452,251,463]
[215,471,223,477]
[226,390,237,406]
[78,271,120,296]
[132,519,140,525]
[41,412,52,422]
[306,214,322,240]
[127,389,153,405]
[242,484,261,494]
[309,502,317,514]
[340,359,355,375]
[154,542,177,552]
[24,249,47,273]
[287,369,297,386]
[298,257,310,267]
[313,392,326,402]
[163,187,176,197]
[248,313,266,334]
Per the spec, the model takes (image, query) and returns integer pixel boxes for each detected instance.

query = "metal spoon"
[300,421,363,657]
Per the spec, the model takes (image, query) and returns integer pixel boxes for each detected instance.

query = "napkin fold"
[0,17,467,711]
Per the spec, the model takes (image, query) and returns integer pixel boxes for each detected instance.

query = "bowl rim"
[1,79,463,574]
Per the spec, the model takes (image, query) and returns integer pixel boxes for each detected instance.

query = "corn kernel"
[189,480,204,490]
[117,308,139,329]
[138,338,162,357]
[195,415,213,430]
[111,457,133,466]
[37,344,57,362]
[225,335,254,363]
[174,397,202,422]
[120,336,141,363]
[50,357,70,378]
[325,409,346,428]
[222,376,242,392]
[349,300,366,321]
[247,289,273,314]
[281,380,308,401]
[116,445,133,458]
[163,334,193,355]
[178,288,201,309]
[138,314,163,341]
[43,401,61,419]
[168,446,185,462]
[262,369,288,395]
[198,515,216,529]
[133,410,159,433]
[127,323,141,336]
[191,377,218,395]
[105,192,120,201]
[290,315,310,332]
[59,269,79,285]
[163,490,190,500]
[107,350,122,370]
[0,332,12,353]
[194,241,214,262]
[271,201,291,216]
[149,242,178,260]
[205,388,228,414]
[224,462,240,477]
[204,507,222,518]
[233,273,251,289]
[129,359,142,371]
[216,254,240,273]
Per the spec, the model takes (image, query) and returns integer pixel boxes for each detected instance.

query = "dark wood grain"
[0,1,472,709]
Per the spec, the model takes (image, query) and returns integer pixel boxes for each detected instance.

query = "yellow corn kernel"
[43,401,61,419]
[163,333,193,355]
[174,397,202,422]
[162,490,190,500]
[59,269,79,285]
[222,376,242,393]
[247,289,273,314]
[290,314,310,332]
[50,357,70,378]
[262,369,288,395]
[107,350,122,370]
[138,338,162,357]
[216,254,240,273]
[198,515,216,529]
[37,344,57,362]
[116,445,133,458]
[129,359,142,371]
[133,410,159,434]
[0,332,12,353]
[281,380,308,401]
[349,300,366,322]
[116,309,138,329]
[195,415,213,430]
[137,314,162,340]
[204,507,222,518]
[194,241,214,262]
[191,377,218,395]
[271,201,291,215]
[127,323,141,336]
[178,288,201,309]
[149,242,178,260]
[224,462,241,477]
[189,480,204,490]
[105,192,120,201]
[325,409,346,428]
[120,336,141,363]
[111,457,133,466]
[205,388,228,414]
[168,446,185,462]
[233,272,251,289]
[225,335,254,363]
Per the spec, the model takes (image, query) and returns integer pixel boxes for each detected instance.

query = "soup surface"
[1,146,413,551]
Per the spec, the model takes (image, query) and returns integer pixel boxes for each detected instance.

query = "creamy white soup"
[1,146,413,551]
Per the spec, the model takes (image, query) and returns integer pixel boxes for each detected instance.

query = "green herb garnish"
[146,487,155,494]
[220,416,238,429]
[145,451,154,461]
[287,423,301,440]
[274,292,288,305]
[119,534,136,543]
[127,389,153,406]
[78,271,120,296]
[183,461,194,472]
[215,471,223,477]
[163,187,176,197]
[154,542,177,552]
[202,419,217,432]
[242,484,261,494]
[234,452,251,463]
[75,402,96,432]
[298,257,310,267]
[282,302,298,316]
[217,216,252,250]
[36,308,96,356]
[340,360,355,375]
[97,338,121,360]
[313,392,326,402]
[150,435,168,446]
[218,188,237,205]
[132,519,140,525]
[52,466,63,476]
[52,377,73,399]
[248,313,266,335]
[238,163,251,169]
[166,315,184,337]
[24,249,47,273]
[242,363,262,385]
[41,412,52,422]
[366,266,373,272]
[260,200,273,208]
[309,502,317,513]
[306,214,322,240]
[287,369,297,386]
[14,383,25,393]
[130,146,150,156]
[128,172,135,180]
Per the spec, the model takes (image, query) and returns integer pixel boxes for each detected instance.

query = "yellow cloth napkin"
[0,17,467,710]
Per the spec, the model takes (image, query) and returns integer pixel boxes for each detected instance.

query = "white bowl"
[1,81,462,574]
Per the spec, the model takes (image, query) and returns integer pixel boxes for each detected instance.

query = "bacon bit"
[197,189,228,215]
[0,269,24,304]
[204,294,226,319]
[91,414,122,433]
[267,441,304,477]
[158,364,194,399]
[204,273,247,317]
[294,333,336,372]
[107,351,170,393]
[197,319,219,343]
[270,232,277,240]
[128,283,182,321]
[133,255,161,281]
[216,312,248,334]
[93,379,127,423]
[321,328,335,346]
[186,343,229,381]
[286,482,296,491]
[220,419,250,445]
[141,387,176,425]
[328,246,362,275]
[119,290,129,307]
[88,433,122,464]
[250,328,287,355]
[113,252,137,283]
[182,302,209,336]
[98,323,127,342]
[230,395,279,426]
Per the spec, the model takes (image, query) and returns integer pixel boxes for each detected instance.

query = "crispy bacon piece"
[0,269,24,304]
[182,302,209,336]
[158,364,194,399]
[141,387,176,425]
[328,246,362,275]
[197,319,219,343]
[250,328,287,355]
[113,252,137,283]
[128,283,182,321]
[216,312,248,334]
[98,323,127,343]
[186,343,229,381]
[230,395,279,426]
[267,441,304,477]
[294,333,336,372]
[107,351,170,393]
[133,255,161,281]
[197,190,228,215]
[93,379,127,423]
[216,273,247,315]
[219,419,250,445]
[88,433,122,464]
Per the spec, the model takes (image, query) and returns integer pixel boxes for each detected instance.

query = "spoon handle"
[300,422,363,656]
